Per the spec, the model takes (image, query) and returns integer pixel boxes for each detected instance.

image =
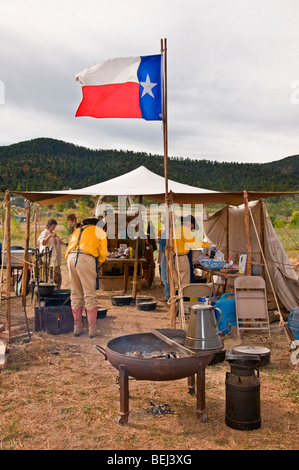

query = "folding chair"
[178,283,212,318]
[234,276,271,338]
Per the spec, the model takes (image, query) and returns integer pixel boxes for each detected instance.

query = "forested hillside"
[0,137,298,193]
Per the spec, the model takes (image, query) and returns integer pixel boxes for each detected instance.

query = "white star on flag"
[140,74,157,98]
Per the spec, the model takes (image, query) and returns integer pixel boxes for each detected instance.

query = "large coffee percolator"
[185,304,223,350]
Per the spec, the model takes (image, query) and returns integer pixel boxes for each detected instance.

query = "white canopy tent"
[14,165,298,207]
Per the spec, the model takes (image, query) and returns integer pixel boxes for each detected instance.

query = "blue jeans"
[161,253,170,300]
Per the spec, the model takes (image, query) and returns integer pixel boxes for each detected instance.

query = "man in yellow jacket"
[66,217,108,338]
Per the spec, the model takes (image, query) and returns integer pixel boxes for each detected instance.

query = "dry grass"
[0,223,298,450]
[0,275,298,450]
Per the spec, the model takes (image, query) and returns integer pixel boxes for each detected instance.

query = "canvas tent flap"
[203,199,299,311]
[14,165,299,207]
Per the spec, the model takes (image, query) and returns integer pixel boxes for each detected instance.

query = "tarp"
[203,199,299,311]
[15,165,299,207]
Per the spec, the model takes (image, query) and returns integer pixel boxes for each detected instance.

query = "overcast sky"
[1,0,299,164]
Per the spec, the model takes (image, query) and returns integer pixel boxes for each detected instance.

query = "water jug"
[239,253,247,273]
[288,307,299,340]
[215,293,236,334]
[225,356,261,430]
[215,250,224,260]
[185,304,223,350]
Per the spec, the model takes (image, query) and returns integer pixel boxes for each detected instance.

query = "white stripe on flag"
[75,57,141,86]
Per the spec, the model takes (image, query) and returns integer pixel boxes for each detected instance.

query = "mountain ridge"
[0,137,298,193]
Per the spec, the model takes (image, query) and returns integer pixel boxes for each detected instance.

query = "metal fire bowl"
[100,332,220,381]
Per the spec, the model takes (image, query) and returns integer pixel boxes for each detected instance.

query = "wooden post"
[161,38,176,327]
[34,205,38,249]
[132,195,142,300]
[243,191,252,275]
[161,38,168,196]
[4,190,11,341]
[167,194,176,328]
[259,199,265,278]
[22,200,31,301]
[226,205,230,260]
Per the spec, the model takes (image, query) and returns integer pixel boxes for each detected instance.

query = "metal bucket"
[225,355,261,430]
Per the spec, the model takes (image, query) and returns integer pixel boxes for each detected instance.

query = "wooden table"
[101,257,147,292]
[193,262,243,294]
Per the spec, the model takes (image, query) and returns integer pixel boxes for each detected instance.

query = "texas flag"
[75,55,163,121]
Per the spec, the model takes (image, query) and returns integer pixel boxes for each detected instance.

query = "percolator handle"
[214,307,222,327]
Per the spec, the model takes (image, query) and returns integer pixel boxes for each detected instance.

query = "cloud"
[1,0,299,163]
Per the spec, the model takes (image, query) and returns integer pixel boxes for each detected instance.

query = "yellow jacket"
[65,224,108,263]
[174,224,202,255]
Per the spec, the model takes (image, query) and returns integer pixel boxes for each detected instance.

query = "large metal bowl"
[96,332,220,381]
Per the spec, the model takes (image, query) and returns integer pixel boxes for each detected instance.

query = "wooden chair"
[234,276,271,338]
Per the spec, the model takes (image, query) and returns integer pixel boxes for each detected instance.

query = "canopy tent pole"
[243,191,252,275]
[226,205,230,259]
[4,190,11,341]
[259,199,265,277]
[22,200,31,302]
[34,205,38,249]
[161,38,176,328]
[132,195,142,301]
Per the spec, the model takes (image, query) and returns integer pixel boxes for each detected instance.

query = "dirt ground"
[0,268,298,451]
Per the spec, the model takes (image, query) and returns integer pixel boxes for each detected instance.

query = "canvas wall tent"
[14,165,299,207]
[203,199,299,312]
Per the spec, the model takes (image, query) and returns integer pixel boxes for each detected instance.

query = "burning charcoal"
[168,351,177,358]
[146,401,175,416]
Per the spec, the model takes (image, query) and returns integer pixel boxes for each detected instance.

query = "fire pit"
[95,328,224,424]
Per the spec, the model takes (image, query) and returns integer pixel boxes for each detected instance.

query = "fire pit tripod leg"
[118,364,129,425]
[187,375,196,396]
[196,364,208,423]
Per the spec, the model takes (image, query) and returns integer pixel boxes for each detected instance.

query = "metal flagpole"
[161,38,176,328]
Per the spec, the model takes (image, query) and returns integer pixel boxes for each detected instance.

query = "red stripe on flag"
[75,83,142,118]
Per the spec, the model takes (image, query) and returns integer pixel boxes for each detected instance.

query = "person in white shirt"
[38,218,67,289]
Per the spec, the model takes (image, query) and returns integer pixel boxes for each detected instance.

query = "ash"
[146,401,175,416]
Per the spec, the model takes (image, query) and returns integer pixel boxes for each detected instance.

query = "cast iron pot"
[95,332,221,381]
[231,345,271,366]
[111,295,133,306]
[135,296,154,304]
[137,301,157,311]
[34,282,56,297]
[97,308,108,319]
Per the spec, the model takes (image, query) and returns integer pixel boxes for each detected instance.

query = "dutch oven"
[137,301,157,311]
[97,308,108,319]
[111,295,133,306]
[135,296,154,304]
[34,282,56,297]
[95,332,220,381]
[231,345,271,366]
